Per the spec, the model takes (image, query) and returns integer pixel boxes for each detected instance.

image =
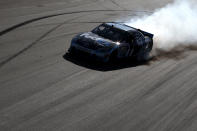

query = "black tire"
[144,36,153,52]
[108,50,117,62]
[136,49,150,62]
[136,38,153,62]
[146,40,153,52]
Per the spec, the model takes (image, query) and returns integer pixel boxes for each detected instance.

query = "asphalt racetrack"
[1,0,197,131]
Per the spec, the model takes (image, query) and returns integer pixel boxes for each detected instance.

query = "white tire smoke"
[126,0,197,58]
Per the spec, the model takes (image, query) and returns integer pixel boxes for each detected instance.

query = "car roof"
[102,22,154,38]
[104,22,137,33]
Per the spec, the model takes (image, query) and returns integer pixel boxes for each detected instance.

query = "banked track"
[0,0,197,131]
[0,9,152,68]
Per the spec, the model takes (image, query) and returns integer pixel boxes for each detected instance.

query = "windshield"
[92,25,128,42]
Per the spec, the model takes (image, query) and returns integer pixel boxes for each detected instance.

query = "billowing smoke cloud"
[126,0,197,57]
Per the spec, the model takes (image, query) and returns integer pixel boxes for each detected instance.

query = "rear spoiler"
[137,29,154,39]
[118,23,154,38]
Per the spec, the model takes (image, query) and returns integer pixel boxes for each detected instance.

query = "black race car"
[68,22,153,62]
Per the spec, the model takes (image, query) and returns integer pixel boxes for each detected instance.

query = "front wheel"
[108,50,118,62]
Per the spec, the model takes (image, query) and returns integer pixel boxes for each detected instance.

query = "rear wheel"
[137,37,153,62]
[136,46,151,62]
[145,39,153,52]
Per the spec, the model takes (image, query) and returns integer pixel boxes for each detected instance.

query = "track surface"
[1,0,197,131]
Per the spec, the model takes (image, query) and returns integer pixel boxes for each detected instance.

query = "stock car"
[68,22,153,62]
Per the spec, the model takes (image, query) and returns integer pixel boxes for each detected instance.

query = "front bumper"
[69,42,112,62]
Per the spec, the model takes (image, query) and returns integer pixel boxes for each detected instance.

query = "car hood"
[76,32,116,48]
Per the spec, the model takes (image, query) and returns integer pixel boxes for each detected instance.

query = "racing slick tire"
[108,50,118,63]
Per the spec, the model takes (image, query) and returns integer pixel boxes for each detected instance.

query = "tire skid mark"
[143,58,197,97]
[18,21,128,32]
[0,69,89,110]
[0,69,90,129]
[0,9,152,37]
[0,15,83,68]
[11,71,121,130]
[0,50,62,85]
[109,0,127,10]
[0,10,152,68]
